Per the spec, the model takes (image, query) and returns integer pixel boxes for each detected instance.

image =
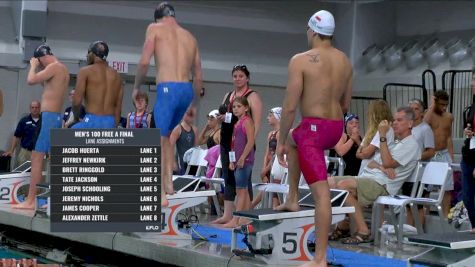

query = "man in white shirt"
[329,106,420,244]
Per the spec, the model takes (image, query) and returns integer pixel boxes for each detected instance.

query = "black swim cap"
[33,44,53,58]
[88,41,109,60]
[154,2,175,22]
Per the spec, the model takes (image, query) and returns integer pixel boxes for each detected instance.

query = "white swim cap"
[308,10,335,36]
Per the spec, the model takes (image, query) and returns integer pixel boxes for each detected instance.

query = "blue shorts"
[34,112,62,154]
[235,165,253,189]
[72,113,115,129]
[154,82,193,136]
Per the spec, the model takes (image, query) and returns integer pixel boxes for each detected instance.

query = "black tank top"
[220,89,255,150]
[342,134,362,176]
[268,130,278,155]
[206,129,219,149]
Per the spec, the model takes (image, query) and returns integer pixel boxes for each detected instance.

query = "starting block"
[231,189,354,265]
[158,177,216,239]
[0,161,32,205]
[407,232,475,267]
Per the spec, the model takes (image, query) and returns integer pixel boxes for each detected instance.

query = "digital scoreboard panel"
[50,129,161,232]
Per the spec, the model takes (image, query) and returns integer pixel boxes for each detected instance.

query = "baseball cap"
[270,107,282,120]
[308,10,335,36]
[208,109,220,118]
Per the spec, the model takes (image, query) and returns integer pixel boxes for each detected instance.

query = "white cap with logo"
[308,10,335,36]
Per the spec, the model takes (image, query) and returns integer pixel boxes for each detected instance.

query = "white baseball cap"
[208,109,220,118]
[308,10,335,36]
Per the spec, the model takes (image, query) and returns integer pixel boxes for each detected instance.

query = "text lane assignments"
[50,129,161,232]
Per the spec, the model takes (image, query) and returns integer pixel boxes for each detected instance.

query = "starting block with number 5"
[231,189,354,265]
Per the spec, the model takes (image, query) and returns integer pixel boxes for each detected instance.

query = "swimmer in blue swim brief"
[154,82,194,136]
[72,41,124,128]
[72,113,116,129]
[133,2,203,207]
[34,112,62,153]
[14,43,70,210]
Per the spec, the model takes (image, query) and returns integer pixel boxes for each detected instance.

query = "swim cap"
[88,41,109,60]
[33,44,53,58]
[270,107,282,120]
[344,113,359,124]
[308,10,335,36]
[154,2,175,21]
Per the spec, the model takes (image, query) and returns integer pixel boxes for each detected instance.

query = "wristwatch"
[380,137,387,143]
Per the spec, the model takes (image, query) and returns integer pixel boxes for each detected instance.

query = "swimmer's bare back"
[292,46,352,119]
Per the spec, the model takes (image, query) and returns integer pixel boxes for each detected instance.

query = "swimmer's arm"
[335,133,353,156]
[26,59,55,85]
[240,119,255,163]
[248,93,263,138]
[114,81,124,126]
[421,147,436,161]
[279,56,303,145]
[72,68,87,120]
[133,24,155,99]
[191,45,203,108]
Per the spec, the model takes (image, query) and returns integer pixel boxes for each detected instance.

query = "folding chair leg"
[372,202,382,246]
[397,211,406,245]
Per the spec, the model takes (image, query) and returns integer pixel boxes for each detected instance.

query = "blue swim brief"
[72,113,116,129]
[34,112,62,154]
[154,82,193,136]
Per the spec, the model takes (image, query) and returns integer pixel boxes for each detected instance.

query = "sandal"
[329,226,350,241]
[340,232,373,245]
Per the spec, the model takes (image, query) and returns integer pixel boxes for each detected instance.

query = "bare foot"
[298,260,327,267]
[165,183,174,195]
[222,218,240,228]
[274,200,300,212]
[471,228,475,234]
[161,194,169,207]
[211,216,232,224]
[238,218,251,226]
[12,201,35,210]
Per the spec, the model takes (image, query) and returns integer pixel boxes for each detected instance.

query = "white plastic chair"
[372,161,451,245]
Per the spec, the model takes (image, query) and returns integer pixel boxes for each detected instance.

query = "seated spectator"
[334,113,362,176]
[63,89,86,128]
[356,99,394,174]
[328,107,420,244]
[251,107,283,208]
[2,101,41,168]
[198,109,221,148]
[402,98,435,226]
[126,91,151,128]
[170,108,198,175]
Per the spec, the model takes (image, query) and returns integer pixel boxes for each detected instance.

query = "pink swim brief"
[292,117,343,185]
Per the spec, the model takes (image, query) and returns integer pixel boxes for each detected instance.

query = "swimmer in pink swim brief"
[275,9,353,267]
[292,118,343,185]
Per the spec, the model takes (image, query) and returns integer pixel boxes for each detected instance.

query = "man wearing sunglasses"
[276,10,352,267]
[133,2,203,207]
